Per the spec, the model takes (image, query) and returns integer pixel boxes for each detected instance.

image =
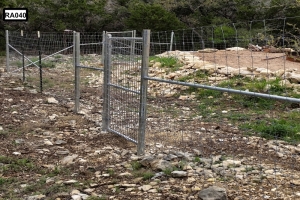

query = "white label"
[3,8,28,21]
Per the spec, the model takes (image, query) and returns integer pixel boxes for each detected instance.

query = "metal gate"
[102,30,150,155]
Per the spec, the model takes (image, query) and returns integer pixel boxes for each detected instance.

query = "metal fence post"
[5,30,9,72]
[169,31,174,52]
[101,31,106,65]
[130,30,136,56]
[38,31,43,93]
[21,30,25,82]
[102,34,112,131]
[137,29,150,156]
[74,32,80,113]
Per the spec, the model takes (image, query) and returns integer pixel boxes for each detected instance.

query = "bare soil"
[194,50,300,72]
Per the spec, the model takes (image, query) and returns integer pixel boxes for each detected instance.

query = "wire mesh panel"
[103,35,143,143]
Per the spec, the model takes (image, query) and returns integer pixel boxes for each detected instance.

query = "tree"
[125,2,185,32]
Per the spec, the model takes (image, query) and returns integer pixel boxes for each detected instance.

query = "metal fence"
[145,18,300,199]
[4,17,300,198]
[101,30,150,155]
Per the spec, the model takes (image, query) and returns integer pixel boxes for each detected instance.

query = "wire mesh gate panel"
[102,34,146,146]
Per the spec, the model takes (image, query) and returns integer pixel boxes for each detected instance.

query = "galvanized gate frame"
[102,30,150,155]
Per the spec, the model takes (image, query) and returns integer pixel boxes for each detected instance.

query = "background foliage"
[1,0,300,53]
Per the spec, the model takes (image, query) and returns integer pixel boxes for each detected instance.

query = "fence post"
[102,34,112,131]
[101,31,106,65]
[74,32,80,113]
[38,31,43,93]
[130,30,136,56]
[137,29,150,156]
[21,30,25,82]
[5,30,9,72]
[169,31,174,52]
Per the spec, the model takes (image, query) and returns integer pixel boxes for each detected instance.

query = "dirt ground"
[194,50,300,72]
[1,52,300,199]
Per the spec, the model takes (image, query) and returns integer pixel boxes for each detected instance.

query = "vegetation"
[1,0,300,54]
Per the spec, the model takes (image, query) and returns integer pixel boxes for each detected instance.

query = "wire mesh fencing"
[145,17,300,198]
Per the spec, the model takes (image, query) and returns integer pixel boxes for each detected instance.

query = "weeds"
[131,161,142,171]
[150,56,183,72]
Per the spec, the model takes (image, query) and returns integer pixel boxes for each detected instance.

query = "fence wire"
[104,36,143,143]
[146,17,300,199]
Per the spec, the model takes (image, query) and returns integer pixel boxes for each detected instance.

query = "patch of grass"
[194,157,201,163]
[197,89,223,99]
[243,166,255,172]
[162,166,178,176]
[223,112,251,122]
[42,78,55,89]
[0,156,36,173]
[142,171,155,180]
[240,112,300,143]
[107,169,115,177]
[44,183,70,196]
[0,177,15,186]
[150,56,183,72]
[131,161,142,171]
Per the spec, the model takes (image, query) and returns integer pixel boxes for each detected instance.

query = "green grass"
[0,156,36,173]
[13,57,56,68]
[241,114,300,143]
[131,161,142,171]
[150,56,183,72]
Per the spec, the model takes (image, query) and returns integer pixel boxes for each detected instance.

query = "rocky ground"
[1,52,300,200]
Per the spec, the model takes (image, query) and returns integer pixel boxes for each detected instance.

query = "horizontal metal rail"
[108,83,140,94]
[145,76,300,103]
[78,65,104,71]
[107,128,137,144]
[110,37,142,40]
[80,42,102,46]
[107,31,134,34]
[150,42,171,45]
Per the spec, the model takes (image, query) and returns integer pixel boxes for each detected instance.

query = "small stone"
[207,178,216,182]
[171,171,188,178]
[15,139,24,144]
[150,159,173,170]
[291,180,300,186]
[70,190,81,195]
[55,140,67,145]
[103,146,113,150]
[148,189,158,193]
[44,139,53,146]
[118,172,133,177]
[84,188,95,194]
[27,194,46,200]
[13,87,24,91]
[295,192,300,196]
[13,152,21,155]
[141,185,152,191]
[71,195,82,200]
[125,188,135,192]
[61,154,78,165]
[29,89,38,94]
[198,186,228,200]
[64,180,78,185]
[47,97,59,104]
[56,150,70,155]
